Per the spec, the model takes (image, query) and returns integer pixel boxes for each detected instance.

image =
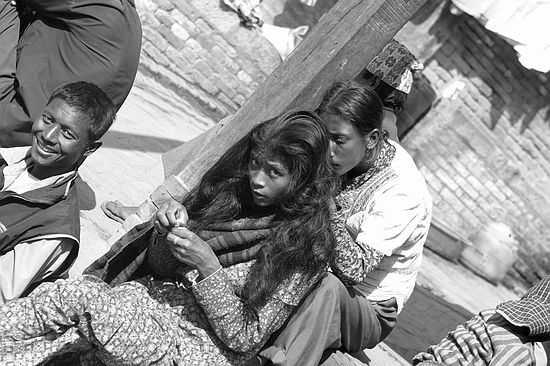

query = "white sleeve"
[355,183,427,257]
[0,238,74,304]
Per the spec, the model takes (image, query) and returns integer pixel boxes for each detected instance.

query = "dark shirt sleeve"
[15,0,141,114]
[22,0,133,51]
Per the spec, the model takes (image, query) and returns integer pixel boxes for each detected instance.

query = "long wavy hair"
[362,71,408,114]
[183,110,338,309]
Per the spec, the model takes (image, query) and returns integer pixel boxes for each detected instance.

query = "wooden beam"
[119,0,428,231]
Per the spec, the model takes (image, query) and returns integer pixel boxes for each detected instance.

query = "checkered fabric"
[497,275,550,338]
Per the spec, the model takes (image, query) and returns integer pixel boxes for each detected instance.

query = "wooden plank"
[124,0,428,227]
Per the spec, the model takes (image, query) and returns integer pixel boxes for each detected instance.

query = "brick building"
[136,0,280,121]
[134,0,549,290]
[398,0,550,290]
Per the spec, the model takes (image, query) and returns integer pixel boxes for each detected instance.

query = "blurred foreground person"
[0,0,141,146]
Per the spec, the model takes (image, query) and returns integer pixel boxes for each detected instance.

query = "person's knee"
[337,290,385,351]
[314,273,348,308]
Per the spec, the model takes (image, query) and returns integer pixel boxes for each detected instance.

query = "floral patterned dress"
[0,233,320,366]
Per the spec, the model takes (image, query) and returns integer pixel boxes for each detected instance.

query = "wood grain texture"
[137,0,428,221]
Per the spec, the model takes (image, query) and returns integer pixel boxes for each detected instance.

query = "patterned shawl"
[335,139,397,217]
[84,215,274,286]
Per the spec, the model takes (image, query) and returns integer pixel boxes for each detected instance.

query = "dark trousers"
[0,2,29,147]
[256,273,398,366]
[0,2,17,101]
[0,2,33,147]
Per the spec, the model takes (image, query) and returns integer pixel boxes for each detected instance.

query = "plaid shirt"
[413,276,550,366]
[497,275,550,339]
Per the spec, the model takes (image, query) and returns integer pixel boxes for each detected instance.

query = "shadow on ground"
[76,177,96,211]
[101,130,185,153]
[384,285,473,361]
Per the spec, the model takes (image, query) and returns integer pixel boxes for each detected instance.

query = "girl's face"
[248,148,291,207]
[322,113,368,176]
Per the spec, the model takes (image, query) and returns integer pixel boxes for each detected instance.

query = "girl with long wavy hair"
[0,110,338,366]
[260,80,433,366]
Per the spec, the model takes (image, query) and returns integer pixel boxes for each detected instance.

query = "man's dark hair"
[48,81,116,141]
[362,71,409,115]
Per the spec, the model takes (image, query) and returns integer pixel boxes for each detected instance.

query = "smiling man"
[0,81,115,303]
[0,0,140,147]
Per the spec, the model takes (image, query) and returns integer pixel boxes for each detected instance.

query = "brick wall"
[135,0,549,289]
[401,2,550,289]
[136,0,280,120]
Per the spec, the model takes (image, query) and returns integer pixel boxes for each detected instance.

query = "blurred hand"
[167,226,221,279]
[154,198,188,234]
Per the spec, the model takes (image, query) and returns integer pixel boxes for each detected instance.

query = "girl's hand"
[154,198,188,234]
[167,227,221,280]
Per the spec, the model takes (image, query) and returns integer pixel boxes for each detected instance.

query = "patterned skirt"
[0,275,252,366]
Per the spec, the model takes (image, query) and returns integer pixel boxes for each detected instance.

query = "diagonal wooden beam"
[119,0,428,231]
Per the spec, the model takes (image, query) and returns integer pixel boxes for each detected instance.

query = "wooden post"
[118,0,428,232]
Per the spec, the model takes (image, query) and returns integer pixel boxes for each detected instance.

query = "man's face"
[30,98,95,179]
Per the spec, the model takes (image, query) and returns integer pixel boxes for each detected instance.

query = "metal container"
[424,218,472,262]
[459,222,518,284]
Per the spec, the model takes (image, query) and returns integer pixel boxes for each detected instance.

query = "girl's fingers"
[166,232,178,245]
[166,207,178,227]
[156,206,171,228]
[154,220,168,235]
[170,226,195,238]
[167,232,189,244]
[175,208,189,227]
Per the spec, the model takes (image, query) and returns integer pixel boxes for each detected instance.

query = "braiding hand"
[154,198,188,234]
[167,227,221,280]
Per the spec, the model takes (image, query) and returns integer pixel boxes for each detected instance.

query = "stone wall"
[136,0,280,121]
[401,1,550,289]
